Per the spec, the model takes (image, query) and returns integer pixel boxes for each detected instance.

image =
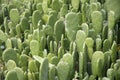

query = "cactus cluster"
[0,0,120,80]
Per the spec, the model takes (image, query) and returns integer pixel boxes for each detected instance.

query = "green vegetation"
[0,0,120,80]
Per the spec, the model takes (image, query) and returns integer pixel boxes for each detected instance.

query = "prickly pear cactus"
[61,53,74,79]
[49,65,56,80]
[54,19,65,43]
[65,12,80,41]
[32,10,41,29]
[2,48,18,64]
[39,58,49,80]
[71,0,80,11]
[105,0,120,20]
[92,51,104,77]
[0,0,120,80]
[28,60,38,72]
[76,30,86,52]
[0,30,8,41]
[6,60,16,71]
[57,61,70,80]
[91,11,103,35]
[10,8,19,24]
[5,70,18,80]
[30,40,39,55]
[85,37,94,60]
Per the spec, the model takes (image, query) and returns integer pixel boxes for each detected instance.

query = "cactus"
[58,46,64,60]
[28,71,36,80]
[5,70,18,80]
[32,10,41,29]
[14,67,24,80]
[30,40,39,55]
[110,41,117,63]
[96,37,102,51]
[65,12,80,41]
[103,39,110,52]
[20,17,30,32]
[104,51,111,68]
[51,0,61,12]
[10,8,19,24]
[36,3,43,13]
[92,51,104,77]
[90,3,98,15]
[76,30,86,52]
[42,0,48,13]
[108,30,113,45]
[47,53,55,62]
[57,61,70,80]
[54,19,65,43]
[91,11,103,35]
[108,11,115,30]
[16,23,21,37]
[49,65,56,80]
[49,56,59,65]
[61,53,74,79]
[19,54,28,71]
[28,60,38,72]
[6,60,16,71]
[0,30,8,41]
[102,25,108,40]
[39,58,49,80]
[88,29,96,40]
[4,17,9,34]
[81,23,89,37]
[11,37,18,49]
[105,0,120,20]
[59,4,68,17]
[71,0,80,11]
[85,37,94,60]
[2,48,18,64]
[47,11,58,30]
[5,38,12,48]
[90,0,97,3]
[0,0,120,80]
[107,68,115,80]
[79,51,87,79]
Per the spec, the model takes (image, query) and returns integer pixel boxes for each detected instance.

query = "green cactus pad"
[10,8,19,24]
[32,10,41,29]
[108,11,115,30]
[54,19,65,43]
[76,30,86,52]
[30,40,39,55]
[49,65,56,80]
[6,60,16,71]
[28,60,38,72]
[91,11,103,34]
[5,70,18,80]
[92,51,104,77]
[2,48,18,63]
[57,61,70,80]
[0,30,8,41]
[39,58,49,80]
[71,0,80,11]
[105,0,120,20]
[65,12,80,41]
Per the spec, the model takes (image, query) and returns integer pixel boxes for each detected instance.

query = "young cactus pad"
[91,11,103,34]
[57,61,70,80]
[2,48,18,63]
[92,51,104,77]
[10,8,19,24]
[65,12,80,41]
[39,58,49,80]
[76,30,86,52]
